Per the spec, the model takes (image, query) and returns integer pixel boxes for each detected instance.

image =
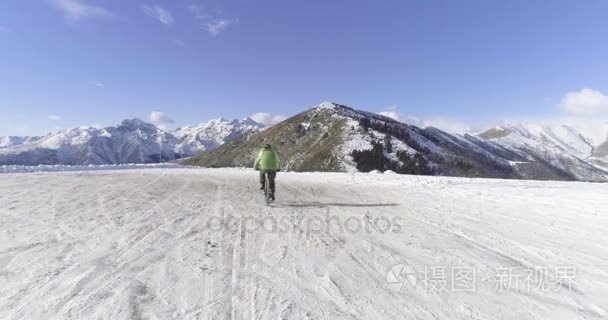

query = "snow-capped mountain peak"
[476,122,607,179]
[239,117,262,126]
[0,116,264,166]
[184,102,608,182]
[487,123,594,156]
[172,117,263,154]
[1,103,606,182]
[0,136,33,148]
[118,118,159,132]
[317,101,339,110]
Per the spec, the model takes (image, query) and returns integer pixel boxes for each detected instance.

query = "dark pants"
[259,170,277,194]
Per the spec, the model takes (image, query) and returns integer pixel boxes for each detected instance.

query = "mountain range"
[2,102,607,182]
[183,102,608,182]
[0,117,263,166]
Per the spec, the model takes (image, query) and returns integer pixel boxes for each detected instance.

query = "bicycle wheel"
[264,172,271,204]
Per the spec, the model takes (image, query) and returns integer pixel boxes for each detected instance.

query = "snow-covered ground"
[1,168,607,319]
[0,163,186,173]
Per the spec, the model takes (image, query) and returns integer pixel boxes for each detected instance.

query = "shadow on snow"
[271,202,399,208]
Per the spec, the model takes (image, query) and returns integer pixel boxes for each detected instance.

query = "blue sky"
[1,0,608,136]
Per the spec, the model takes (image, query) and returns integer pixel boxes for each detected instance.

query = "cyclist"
[253,144,280,201]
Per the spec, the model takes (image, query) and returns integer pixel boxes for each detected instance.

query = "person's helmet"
[263,144,271,149]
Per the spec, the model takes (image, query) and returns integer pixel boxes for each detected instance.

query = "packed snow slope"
[1,168,607,319]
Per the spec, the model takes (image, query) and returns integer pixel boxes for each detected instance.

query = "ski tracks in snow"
[1,169,608,319]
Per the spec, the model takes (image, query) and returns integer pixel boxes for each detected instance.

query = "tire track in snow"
[49,173,188,319]
[231,173,264,320]
[278,181,431,319]
[113,174,189,261]
[196,175,216,320]
[4,169,608,319]
[221,175,243,320]
[174,174,224,320]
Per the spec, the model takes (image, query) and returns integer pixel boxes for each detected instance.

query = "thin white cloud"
[379,108,471,134]
[379,110,400,120]
[188,5,211,22]
[188,4,236,36]
[379,108,420,125]
[421,118,472,134]
[95,82,104,87]
[206,19,236,36]
[48,115,62,121]
[0,25,9,33]
[173,39,186,47]
[49,0,113,22]
[81,123,102,129]
[560,88,608,116]
[142,5,174,26]
[149,111,175,129]
[249,112,287,126]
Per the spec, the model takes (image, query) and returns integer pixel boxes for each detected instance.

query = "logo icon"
[387,263,418,293]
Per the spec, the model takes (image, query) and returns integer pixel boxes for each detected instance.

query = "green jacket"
[254,148,280,171]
